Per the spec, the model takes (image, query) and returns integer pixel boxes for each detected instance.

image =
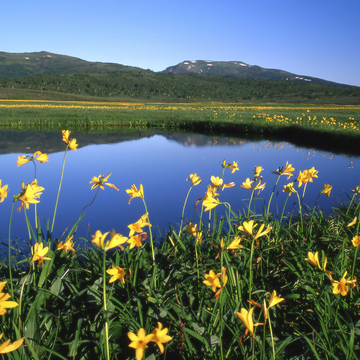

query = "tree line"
[1,70,359,102]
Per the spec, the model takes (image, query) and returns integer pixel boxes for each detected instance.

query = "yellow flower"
[331,271,356,296]
[248,290,284,322]
[236,307,255,335]
[0,333,25,354]
[106,265,126,284]
[128,234,145,249]
[185,222,198,237]
[241,178,266,193]
[268,290,284,309]
[62,130,71,143]
[347,217,357,227]
[304,252,321,269]
[128,328,155,360]
[126,184,144,204]
[351,186,360,195]
[238,221,272,239]
[283,182,297,195]
[150,322,173,354]
[16,155,30,167]
[128,213,151,236]
[227,236,243,250]
[220,159,228,168]
[254,166,264,179]
[228,161,239,173]
[352,236,360,247]
[187,173,201,186]
[220,238,225,249]
[272,161,295,179]
[254,223,273,239]
[240,178,254,189]
[91,230,128,251]
[0,282,19,315]
[16,151,49,167]
[56,235,75,254]
[202,185,219,201]
[296,170,309,187]
[89,173,119,191]
[210,176,223,189]
[296,167,318,187]
[221,182,235,190]
[238,220,256,237]
[62,130,78,150]
[308,166,319,180]
[29,243,51,267]
[0,180,8,203]
[203,270,222,292]
[253,178,266,192]
[322,256,332,276]
[320,184,332,198]
[203,196,221,212]
[15,179,44,212]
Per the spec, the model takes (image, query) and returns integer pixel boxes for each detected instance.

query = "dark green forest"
[1,70,360,102]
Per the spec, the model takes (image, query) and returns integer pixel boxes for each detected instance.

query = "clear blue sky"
[2,0,359,86]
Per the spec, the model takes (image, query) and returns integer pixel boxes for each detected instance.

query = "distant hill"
[0,51,142,78]
[0,51,359,103]
[0,51,355,88]
[162,60,345,87]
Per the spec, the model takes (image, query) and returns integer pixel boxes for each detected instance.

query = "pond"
[1,130,359,251]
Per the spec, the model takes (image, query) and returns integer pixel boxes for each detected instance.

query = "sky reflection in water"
[1,132,359,248]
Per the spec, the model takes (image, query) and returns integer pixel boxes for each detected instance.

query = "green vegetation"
[0,101,359,155]
[1,138,360,359]
[1,70,360,104]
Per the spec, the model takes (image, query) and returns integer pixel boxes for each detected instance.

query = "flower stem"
[296,192,303,233]
[247,189,255,218]
[142,198,155,264]
[24,208,32,242]
[179,186,192,236]
[352,246,359,280]
[8,200,15,299]
[267,175,281,220]
[346,194,357,216]
[249,238,255,300]
[279,193,290,223]
[51,146,68,234]
[79,187,100,220]
[301,183,307,206]
[32,160,38,230]
[268,311,276,360]
[103,250,110,360]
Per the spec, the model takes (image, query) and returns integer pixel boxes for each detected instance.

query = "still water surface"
[1,131,359,248]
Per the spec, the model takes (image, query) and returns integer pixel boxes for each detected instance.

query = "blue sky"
[1,0,359,86]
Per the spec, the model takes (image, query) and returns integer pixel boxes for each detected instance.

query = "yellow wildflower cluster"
[262,112,359,132]
[128,322,172,360]
[0,282,24,353]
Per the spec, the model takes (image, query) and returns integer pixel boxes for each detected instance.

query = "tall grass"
[0,131,360,359]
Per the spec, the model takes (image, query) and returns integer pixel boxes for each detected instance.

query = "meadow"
[0,102,360,359]
[0,100,360,154]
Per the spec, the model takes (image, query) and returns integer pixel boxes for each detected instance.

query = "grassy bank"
[0,100,360,154]
[0,131,360,359]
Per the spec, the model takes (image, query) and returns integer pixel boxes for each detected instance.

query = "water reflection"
[1,130,359,246]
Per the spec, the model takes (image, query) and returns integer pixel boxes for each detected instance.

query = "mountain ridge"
[0,51,355,88]
[162,60,344,87]
[0,51,142,78]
